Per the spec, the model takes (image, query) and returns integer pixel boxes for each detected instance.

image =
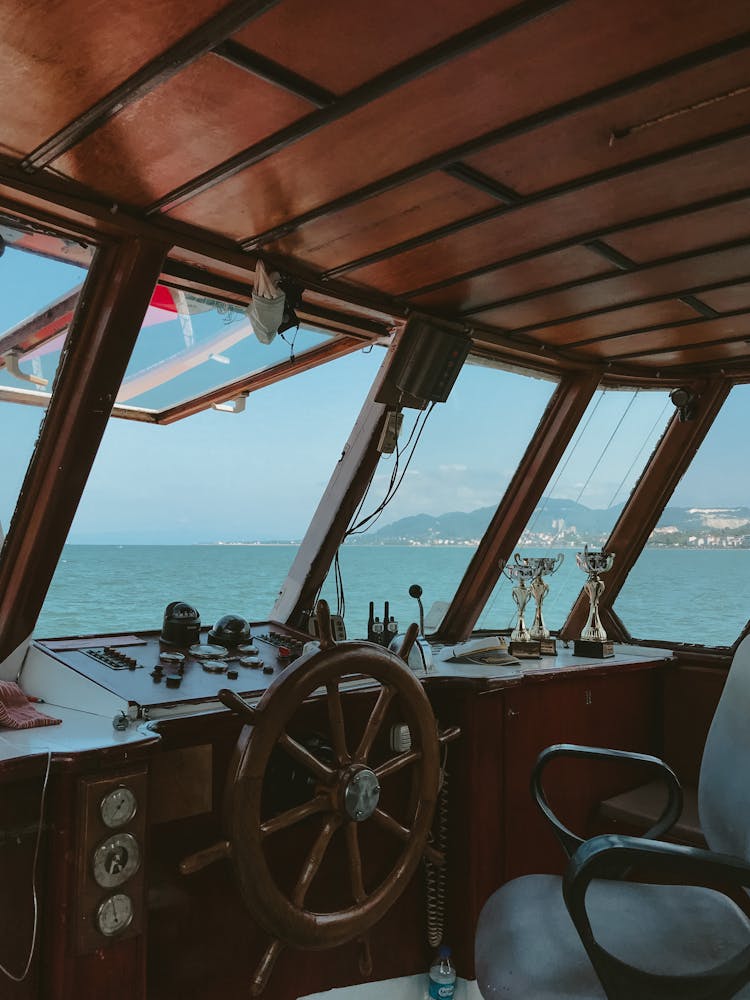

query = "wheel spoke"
[251,939,283,997]
[356,685,395,763]
[292,815,341,906]
[345,822,367,903]
[326,680,349,764]
[260,794,330,837]
[279,732,336,784]
[375,748,421,780]
[371,807,443,865]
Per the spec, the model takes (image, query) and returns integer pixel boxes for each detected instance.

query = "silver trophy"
[521,553,564,655]
[502,559,540,657]
[574,546,615,658]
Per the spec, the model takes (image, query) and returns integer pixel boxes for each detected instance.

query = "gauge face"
[92,833,141,888]
[96,893,133,936]
[100,786,137,829]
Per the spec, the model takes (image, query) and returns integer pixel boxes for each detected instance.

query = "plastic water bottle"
[428,945,456,999]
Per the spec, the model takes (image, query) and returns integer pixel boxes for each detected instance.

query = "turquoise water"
[37,545,750,648]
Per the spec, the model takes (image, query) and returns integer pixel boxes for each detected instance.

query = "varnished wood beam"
[0,238,167,659]
[436,370,601,642]
[241,31,750,251]
[150,0,570,215]
[560,376,731,640]
[22,0,282,171]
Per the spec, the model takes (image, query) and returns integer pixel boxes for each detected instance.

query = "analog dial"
[99,786,137,829]
[92,833,141,888]
[96,893,133,936]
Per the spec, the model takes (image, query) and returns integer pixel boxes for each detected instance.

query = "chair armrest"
[531,744,683,856]
[562,835,750,1000]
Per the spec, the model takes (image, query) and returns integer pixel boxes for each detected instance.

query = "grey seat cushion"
[476,874,750,999]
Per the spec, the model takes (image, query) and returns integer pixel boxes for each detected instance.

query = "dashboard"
[36,621,311,712]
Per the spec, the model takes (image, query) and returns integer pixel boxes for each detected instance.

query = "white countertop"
[0,705,153,766]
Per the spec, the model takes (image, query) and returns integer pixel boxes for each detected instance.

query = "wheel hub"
[343,767,381,822]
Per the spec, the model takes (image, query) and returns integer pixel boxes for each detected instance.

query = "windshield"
[37,346,385,636]
[476,387,673,633]
[617,383,750,648]
[317,359,557,638]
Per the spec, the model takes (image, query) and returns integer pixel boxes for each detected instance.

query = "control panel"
[38,621,310,711]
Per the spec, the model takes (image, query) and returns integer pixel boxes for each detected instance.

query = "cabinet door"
[503,668,662,881]
[503,679,590,880]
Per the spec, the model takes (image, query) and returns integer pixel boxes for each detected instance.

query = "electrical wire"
[319,402,436,624]
[0,750,52,983]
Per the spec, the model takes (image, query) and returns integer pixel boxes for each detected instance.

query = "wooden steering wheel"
[214,601,456,994]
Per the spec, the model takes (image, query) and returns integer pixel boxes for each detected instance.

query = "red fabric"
[0,682,61,729]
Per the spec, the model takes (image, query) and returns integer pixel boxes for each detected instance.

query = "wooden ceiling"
[2,0,750,380]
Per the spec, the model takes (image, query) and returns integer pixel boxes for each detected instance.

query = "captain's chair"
[476,635,750,999]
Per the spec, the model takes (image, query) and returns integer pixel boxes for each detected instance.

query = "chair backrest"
[699,634,750,861]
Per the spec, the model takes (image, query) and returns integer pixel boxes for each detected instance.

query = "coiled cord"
[425,760,449,948]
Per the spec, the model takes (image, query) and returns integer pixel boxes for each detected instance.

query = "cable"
[0,750,52,983]
[425,746,450,948]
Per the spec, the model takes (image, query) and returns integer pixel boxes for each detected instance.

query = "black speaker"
[376,316,471,406]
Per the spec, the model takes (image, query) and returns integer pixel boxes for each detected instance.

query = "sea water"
[37,544,750,648]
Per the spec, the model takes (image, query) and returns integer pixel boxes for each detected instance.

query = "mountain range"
[355,499,750,547]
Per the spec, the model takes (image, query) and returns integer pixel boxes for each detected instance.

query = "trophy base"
[539,637,558,656]
[509,639,542,659]
[574,639,614,658]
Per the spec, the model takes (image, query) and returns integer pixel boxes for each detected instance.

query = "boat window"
[476,387,672,634]
[0,222,90,552]
[617,383,750,648]
[115,284,332,413]
[318,361,556,639]
[37,345,384,637]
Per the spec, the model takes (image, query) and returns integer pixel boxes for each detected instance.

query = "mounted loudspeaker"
[376,316,471,408]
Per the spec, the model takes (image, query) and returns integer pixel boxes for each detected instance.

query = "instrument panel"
[38,622,308,710]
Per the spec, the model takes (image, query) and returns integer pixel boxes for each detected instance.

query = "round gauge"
[189,643,228,660]
[96,893,133,937]
[99,786,137,829]
[92,833,141,888]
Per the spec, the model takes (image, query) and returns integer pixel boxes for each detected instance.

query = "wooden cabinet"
[504,666,661,881]
[446,662,663,977]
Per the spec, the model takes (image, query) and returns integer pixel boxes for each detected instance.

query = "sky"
[2,243,748,545]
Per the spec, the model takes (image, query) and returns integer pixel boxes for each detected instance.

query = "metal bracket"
[3,349,48,387]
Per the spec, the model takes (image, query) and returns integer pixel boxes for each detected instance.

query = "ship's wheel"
[210,601,457,995]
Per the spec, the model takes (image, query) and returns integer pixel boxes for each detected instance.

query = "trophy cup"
[503,559,540,658]
[574,546,615,658]
[523,553,564,656]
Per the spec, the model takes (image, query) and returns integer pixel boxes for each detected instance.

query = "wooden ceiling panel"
[408,246,614,313]
[699,282,750,313]
[168,0,750,242]
[471,245,750,330]
[54,55,309,207]
[574,313,750,359]
[523,300,698,346]
[235,0,516,95]
[605,198,750,262]
[348,135,750,296]
[268,174,496,271]
[622,339,750,368]
[463,47,750,195]
[0,0,229,157]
